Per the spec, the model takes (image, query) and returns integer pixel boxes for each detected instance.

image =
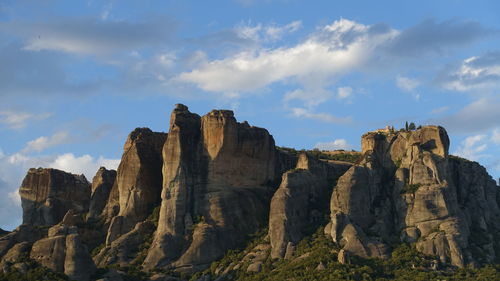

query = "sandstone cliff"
[30,211,96,281]
[19,168,91,226]
[269,153,351,259]
[144,104,288,272]
[88,167,116,221]
[326,126,500,267]
[3,105,500,280]
[102,128,167,243]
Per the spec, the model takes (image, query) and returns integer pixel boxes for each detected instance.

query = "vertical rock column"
[103,128,167,244]
[145,105,278,271]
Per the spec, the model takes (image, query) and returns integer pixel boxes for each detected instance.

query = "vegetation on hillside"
[277,146,361,163]
[196,226,500,281]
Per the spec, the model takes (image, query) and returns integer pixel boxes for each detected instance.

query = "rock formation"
[326,126,500,267]
[144,104,288,271]
[88,167,116,221]
[19,168,91,226]
[3,104,500,280]
[30,211,96,281]
[102,128,167,243]
[269,153,351,259]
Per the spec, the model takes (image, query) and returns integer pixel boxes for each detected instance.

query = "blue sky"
[1,0,500,230]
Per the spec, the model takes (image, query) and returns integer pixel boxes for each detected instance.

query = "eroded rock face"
[144,104,282,271]
[93,221,154,268]
[269,153,351,259]
[102,128,167,243]
[30,217,96,281]
[326,126,500,267]
[88,167,117,221]
[19,168,91,226]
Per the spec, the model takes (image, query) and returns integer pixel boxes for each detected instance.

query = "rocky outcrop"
[326,126,500,267]
[269,153,351,259]
[102,128,167,243]
[144,104,283,271]
[30,211,96,281]
[93,221,154,268]
[0,225,46,261]
[88,167,116,221]
[19,168,91,226]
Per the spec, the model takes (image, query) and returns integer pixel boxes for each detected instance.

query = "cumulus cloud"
[2,17,176,56]
[21,131,70,153]
[438,51,500,92]
[430,98,500,134]
[46,153,120,178]
[0,110,51,130]
[6,152,119,180]
[315,139,353,150]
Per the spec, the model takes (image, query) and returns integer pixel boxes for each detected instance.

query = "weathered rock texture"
[93,221,154,268]
[19,168,91,226]
[0,225,46,263]
[102,128,167,243]
[144,104,289,271]
[30,216,96,281]
[326,126,500,267]
[269,153,351,259]
[88,167,117,221]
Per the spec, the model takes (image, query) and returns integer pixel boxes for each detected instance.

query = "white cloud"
[337,86,353,99]
[315,139,353,150]
[453,134,488,161]
[177,19,397,96]
[396,75,420,92]
[177,18,491,102]
[0,110,51,130]
[7,152,119,180]
[21,131,70,153]
[439,52,500,92]
[48,153,120,178]
[492,128,500,145]
[291,107,352,124]
[265,21,302,41]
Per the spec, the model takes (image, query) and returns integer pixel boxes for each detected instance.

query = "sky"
[1,0,500,230]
